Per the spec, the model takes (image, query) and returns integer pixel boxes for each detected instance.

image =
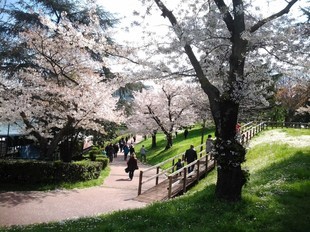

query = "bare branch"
[250,0,298,33]
[153,0,219,97]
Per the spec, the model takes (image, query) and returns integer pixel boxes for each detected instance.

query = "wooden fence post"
[138,171,143,195]
[183,168,187,193]
[156,166,160,185]
[196,160,200,182]
[168,176,172,199]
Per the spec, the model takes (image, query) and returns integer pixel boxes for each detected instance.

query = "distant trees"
[275,77,310,122]
[128,82,198,150]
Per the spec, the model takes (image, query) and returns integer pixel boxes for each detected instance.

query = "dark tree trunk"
[165,133,173,150]
[151,132,157,148]
[45,116,75,160]
[213,100,247,201]
[20,112,75,161]
[215,160,246,201]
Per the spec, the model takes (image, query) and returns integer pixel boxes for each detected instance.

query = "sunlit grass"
[278,128,310,136]
[135,126,215,167]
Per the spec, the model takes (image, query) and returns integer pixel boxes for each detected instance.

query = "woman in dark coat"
[127,153,138,180]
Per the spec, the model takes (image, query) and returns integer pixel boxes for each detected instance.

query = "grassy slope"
[134,126,215,166]
[2,128,310,232]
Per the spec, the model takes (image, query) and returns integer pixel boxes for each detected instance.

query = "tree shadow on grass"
[242,149,310,232]
[120,149,310,232]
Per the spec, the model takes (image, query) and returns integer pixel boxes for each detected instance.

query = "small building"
[0,122,38,159]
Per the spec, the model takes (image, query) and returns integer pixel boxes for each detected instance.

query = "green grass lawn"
[134,125,215,166]
[2,127,309,232]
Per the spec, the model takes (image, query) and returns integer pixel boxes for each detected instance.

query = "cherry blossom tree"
[128,81,198,150]
[127,111,159,148]
[0,9,124,160]
[130,0,305,201]
[276,76,310,122]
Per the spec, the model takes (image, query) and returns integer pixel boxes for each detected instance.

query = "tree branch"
[214,0,234,34]
[250,0,298,33]
[153,0,220,98]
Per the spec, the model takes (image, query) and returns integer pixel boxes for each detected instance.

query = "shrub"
[89,150,97,161]
[86,146,104,161]
[96,157,109,169]
[0,159,103,184]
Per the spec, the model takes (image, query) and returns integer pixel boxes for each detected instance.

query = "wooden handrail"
[138,122,269,197]
[142,143,205,174]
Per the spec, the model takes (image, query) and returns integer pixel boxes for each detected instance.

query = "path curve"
[0,137,154,227]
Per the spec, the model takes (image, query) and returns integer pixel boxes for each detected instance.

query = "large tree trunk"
[165,132,173,150]
[21,112,75,160]
[151,130,157,148]
[213,99,247,201]
[45,116,75,160]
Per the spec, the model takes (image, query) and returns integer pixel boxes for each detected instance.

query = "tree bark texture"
[151,131,157,148]
[165,133,173,150]
[211,99,247,201]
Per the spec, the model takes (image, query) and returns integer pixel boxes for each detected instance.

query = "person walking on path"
[184,128,189,139]
[113,143,119,158]
[206,135,214,154]
[129,144,135,155]
[184,145,197,173]
[140,145,147,163]
[123,144,129,161]
[174,158,183,176]
[126,153,139,180]
[105,143,114,163]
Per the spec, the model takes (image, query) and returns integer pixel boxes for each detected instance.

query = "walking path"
[0,138,153,227]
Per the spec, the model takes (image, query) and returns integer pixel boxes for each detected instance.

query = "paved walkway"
[0,139,154,227]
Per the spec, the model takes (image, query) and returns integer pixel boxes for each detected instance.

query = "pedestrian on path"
[126,153,139,180]
[184,145,197,173]
[123,144,129,161]
[206,135,213,153]
[129,144,135,155]
[184,128,189,139]
[140,145,147,163]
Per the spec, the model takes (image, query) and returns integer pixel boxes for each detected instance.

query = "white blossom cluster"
[0,10,125,140]
[133,0,308,109]
[127,80,198,136]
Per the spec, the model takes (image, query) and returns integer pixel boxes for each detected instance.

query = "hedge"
[0,159,108,184]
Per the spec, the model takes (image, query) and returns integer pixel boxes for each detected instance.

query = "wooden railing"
[137,143,205,196]
[240,122,267,145]
[138,120,306,198]
[266,121,309,129]
[167,153,215,199]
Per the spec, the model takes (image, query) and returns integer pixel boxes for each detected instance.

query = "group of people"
[105,133,215,181]
[174,134,214,175]
[102,136,148,181]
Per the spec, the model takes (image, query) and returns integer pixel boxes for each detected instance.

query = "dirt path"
[0,137,154,227]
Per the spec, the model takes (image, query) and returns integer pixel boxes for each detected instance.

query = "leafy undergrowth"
[2,129,309,232]
[0,167,110,192]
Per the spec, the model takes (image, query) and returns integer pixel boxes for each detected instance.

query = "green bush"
[89,150,97,161]
[0,159,103,184]
[96,157,109,169]
[85,146,104,161]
